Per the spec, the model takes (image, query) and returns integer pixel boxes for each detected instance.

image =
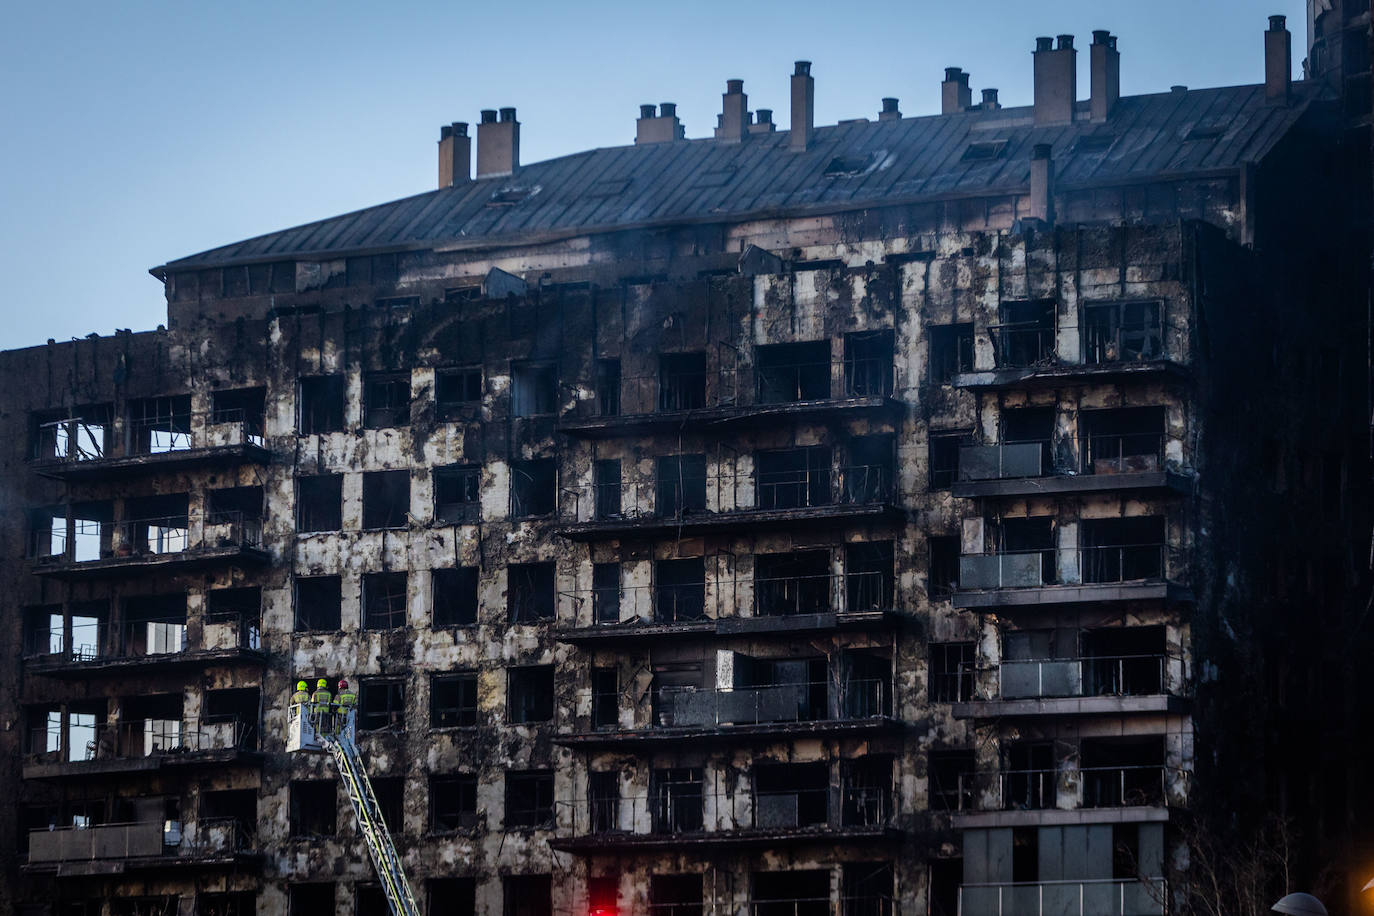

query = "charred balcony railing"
[32,411,268,480]
[955,435,1188,498]
[24,717,260,776]
[994,654,1175,700]
[955,545,1189,608]
[32,511,267,578]
[24,613,262,676]
[26,817,257,868]
[954,764,1184,812]
[957,878,1166,916]
[749,898,897,916]
[989,325,1057,369]
[652,679,888,729]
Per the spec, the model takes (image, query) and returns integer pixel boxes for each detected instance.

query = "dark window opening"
[354,885,386,916]
[290,781,337,837]
[756,446,831,509]
[1083,300,1163,363]
[508,665,554,723]
[927,535,959,598]
[358,680,406,731]
[929,324,974,384]
[656,454,707,516]
[754,761,829,827]
[297,475,343,532]
[655,557,705,622]
[846,542,893,612]
[510,459,556,517]
[1011,827,1040,882]
[505,772,555,829]
[433,567,478,627]
[362,571,408,630]
[846,435,894,503]
[842,652,892,718]
[508,562,555,622]
[650,876,703,916]
[930,858,963,916]
[651,767,704,833]
[844,330,894,397]
[1113,824,1142,880]
[211,387,266,436]
[1081,407,1166,474]
[591,667,618,729]
[204,687,261,748]
[929,642,975,702]
[197,892,256,916]
[596,359,621,416]
[436,367,483,417]
[1000,407,1056,476]
[127,395,192,454]
[363,373,411,429]
[428,879,476,916]
[929,750,975,812]
[376,295,420,309]
[756,550,831,617]
[1081,626,1166,696]
[299,376,345,435]
[208,486,263,528]
[294,576,342,632]
[1081,737,1166,808]
[431,774,478,831]
[1080,516,1166,583]
[1005,743,1056,810]
[201,788,257,839]
[751,870,829,916]
[588,877,619,915]
[843,862,895,916]
[123,493,189,554]
[659,353,707,411]
[997,516,1056,584]
[503,876,552,916]
[962,139,1007,160]
[434,465,481,524]
[431,673,479,728]
[588,770,620,833]
[594,459,622,519]
[511,363,557,417]
[363,470,410,529]
[930,431,969,490]
[993,299,1056,368]
[289,884,335,916]
[22,605,65,657]
[756,340,831,403]
[31,404,112,461]
[371,777,403,833]
[592,562,621,624]
[120,594,187,658]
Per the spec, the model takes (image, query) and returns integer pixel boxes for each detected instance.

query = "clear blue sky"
[0,0,1305,351]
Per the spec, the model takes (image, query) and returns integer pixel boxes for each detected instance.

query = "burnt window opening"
[436,367,483,417]
[847,541,894,611]
[205,684,261,731]
[754,761,829,827]
[22,605,64,657]
[846,434,895,503]
[431,774,478,831]
[1080,516,1167,583]
[993,299,1056,368]
[434,465,481,524]
[1113,824,1142,880]
[31,404,112,462]
[996,516,1057,584]
[842,652,893,718]
[295,576,342,632]
[369,777,404,834]
[111,899,181,916]
[659,352,707,411]
[508,665,555,723]
[756,550,831,617]
[297,475,343,532]
[510,459,556,518]
[363,373,411,428]
[756,446,831,509]
[196,893,256,916]
[596,359,621,416]
[587,877,619,916]
[289,884,336,916]
[844,863,896,915]
[651,767,705,833]
[844,330,894,397]
[591,667,618,729]
[656,454,707,516]
[1081,626,1167,696]
[354,885,387,916]
[211,387,266,435]
[511,362,558,417]
[358,679,406,731]
[841,757,894,827]
[929,431,971,490]
[929,642,975,702]
[756,340,831,403]
[505,772,555,829]
[752,871,829,913]
[1005,743,1057,810]
[431,672,479,728]
[929,323,975,384]
[433,567,478,627]
[299,376,345,435]
[592,561,621,624]
[1011,827,1040,882]
[594,459,622,519]
[650,876,703,915]
[362,470,410,530]
[503,877,552,916]
[123,493,189,555]
[928,535,960,598]
[121,594,187,657]
[428,879,477,916]
[929,750,975,812]
[127,395,192,454]
[655,557,705,622]
[289,781,337,837]
[1001,406,1057,475]
[362,571,408,630]
[208,486,263,532]
[508,562,555,623]
[1081,406,1166,474]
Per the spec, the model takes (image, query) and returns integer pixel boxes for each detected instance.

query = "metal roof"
[160,82,1321,271]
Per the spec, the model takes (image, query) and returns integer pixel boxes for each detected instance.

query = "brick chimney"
[1029,144,1055,223]
[438,122,471,188]
[941,68,972,114]
[790,61,814,151]
[476,108,520,178]
[636,103,683,144]
[1265,15,1291,105]
[749,109,776,134]
[879,97,902,121]
[716,79,748,142]
[981,88,1001,111]
[1033,35,1077,125]
[1090,31,1120,121]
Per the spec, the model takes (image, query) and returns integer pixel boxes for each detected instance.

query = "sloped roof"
[159,82,1321,271]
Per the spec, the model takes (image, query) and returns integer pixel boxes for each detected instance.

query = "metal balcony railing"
[126,415,193,455]
[989,325,1056,368]
[959,544,1180,590]
[27,717,258,763]
[1078,433,1166,474]
[957,878,1166,916]
[27,817,254,864]
[959,434,1169,482]
[956,764,1184,811]
[642,898,895,916]
[25,613,259,664]
[996,654,1170,700]
[651,678,887,729]
[1082,317,1165,365]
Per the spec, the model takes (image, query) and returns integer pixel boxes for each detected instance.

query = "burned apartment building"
[3,10,1373,916]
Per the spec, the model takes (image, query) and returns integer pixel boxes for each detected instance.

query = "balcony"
[23,717,261,780]
[24,613,264,678]
[32,417,268,481]
[949,763,1186,829]
[551,783,900,853]
[24,818,261,876]
[953,435,1191,499]
[958,878,1166,916]
[556,679,898,748]
[952,653,1188,718]
[954,545,1190,609]
[32,512,269,580]
[557,465,902,540]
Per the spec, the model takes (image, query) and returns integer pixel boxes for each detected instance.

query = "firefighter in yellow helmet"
[291,680,310,706]
[311,678,334,733]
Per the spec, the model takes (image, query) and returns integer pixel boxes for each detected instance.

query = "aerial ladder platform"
[288,702,421,916]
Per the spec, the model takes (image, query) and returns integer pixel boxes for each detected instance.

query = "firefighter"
[291,680,310,707]
[336,679,357,728]
[310,678,333,731]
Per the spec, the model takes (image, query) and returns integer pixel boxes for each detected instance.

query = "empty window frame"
[362,572,408,630]
[755,340,831,403]
[650,876,703,915]
[294,577,342,632]
[511,363,557,417]
[363,373,411,428]
[846,435,895,503]
[593,459,622,519]
[297,475,343,532]
[436,367,483,416]
[289,781,337,836]
[651,767,704,832]
[1079,516,1167,582]
[431,673,479,728]
[929,323,975,384]
[299,376,345,435]
[510,459,556,517]
[507,563,555,622]
[754,761,830,827]
[659,352,707,411]
[354,885,387,916]
[371,777,404,833]
[844,330,894,397]
[431,774,478,831]
[846,541,894,611]
[433,567,479,627]
[655,557,706,622]
[929,642,975,702]
[841,759,894,827]
[596,359,621,416]
[358,679,406,731]
[127,396,192,454]
[587,770,621,833]
[591,667,618,729]
[928,750,975,812]
[993,299,1056,368]
[1083,300,1164,363]
[928,535,960,598]
[655,454,707,516]
[434,465,480,523]
[504,772,555,829]
[1080,407,1166,474]
[22,605,65,657]
[592,562,621,624]
[756,446,831,509]
[929,431,970,490]
[362,470,410,529]
[508,665,555,723]
[290,883,336,916]
[428,879,477,916]
[755,550,831,617]
[31,404,112,461]
[211,387,266,436]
